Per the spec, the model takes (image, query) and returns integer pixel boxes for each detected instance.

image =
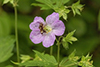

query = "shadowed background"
[0,0,100,67]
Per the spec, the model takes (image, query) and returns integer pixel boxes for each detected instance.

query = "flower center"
[39,23,52,34]
[43,25,52,34]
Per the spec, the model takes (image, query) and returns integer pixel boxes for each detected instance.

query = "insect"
[39,23,46,34]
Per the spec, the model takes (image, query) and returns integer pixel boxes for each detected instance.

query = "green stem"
[50,46,53,55]
[57,42,60,67]
[14,3,20,64]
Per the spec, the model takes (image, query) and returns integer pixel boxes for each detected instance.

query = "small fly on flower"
[39,23,46,34]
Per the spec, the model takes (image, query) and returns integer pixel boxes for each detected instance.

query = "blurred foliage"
[31,0,84,20]
[71,0,84,16]
[19,50,58,67]
[78,54,94,67]
[0,0,100,67]
[3,0,13,5]
[15,50,93,67]
[59,50,79,67]
[0,11,11,37]
[0,36,15,63]
[98,10,100,30]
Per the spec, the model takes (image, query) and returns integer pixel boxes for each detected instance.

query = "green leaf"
[53,0,70,8]
[3,0,13,5]
[66,30,76,40]
[34,0,53,8]
[0,36,15,63]
[19,60,46,66]
[31,3,51,10]
[9,0,13,4]
[55,6,70,20]
[20,55,32,63]
[62,13,67,20]
[34,50,58,66]
[0,11,11,37]
[65,30,77,43]
[68,50,76,59]
[32,0,70,11]
[62,30,77,50]
[71,0,84,16]
[33,0,69,9]
[75,8,81,15]
[62,0,70,4]
[19,50,58,67]
[98,10,100,30]
[56,0,65,8]
[3,0,10,4]
[59,50,79,67]
[72,8,76,16]
[32,0,71,20]
[11,61,19,65]
[62,41,69,50]
[78,54,94,67]
[69,37,77,42]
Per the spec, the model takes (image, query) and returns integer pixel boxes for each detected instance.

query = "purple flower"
[29,12,65,48]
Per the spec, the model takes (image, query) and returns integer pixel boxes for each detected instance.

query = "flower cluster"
[29,12,65,47]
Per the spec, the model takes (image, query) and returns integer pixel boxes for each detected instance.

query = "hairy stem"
[14,1,20,64]
[57,42,60,67]
[50,46,53,55]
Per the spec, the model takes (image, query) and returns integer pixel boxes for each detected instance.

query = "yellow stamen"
[43,25,52,34]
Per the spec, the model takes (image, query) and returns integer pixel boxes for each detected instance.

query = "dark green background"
[0,0,100,67]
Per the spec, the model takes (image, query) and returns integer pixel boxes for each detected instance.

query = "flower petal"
[30,30,44,44]
[29,22,40,30]
[43,33,55,48]
[29,17,45,30]
[46,12,59,24]
[52,20,65,36]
